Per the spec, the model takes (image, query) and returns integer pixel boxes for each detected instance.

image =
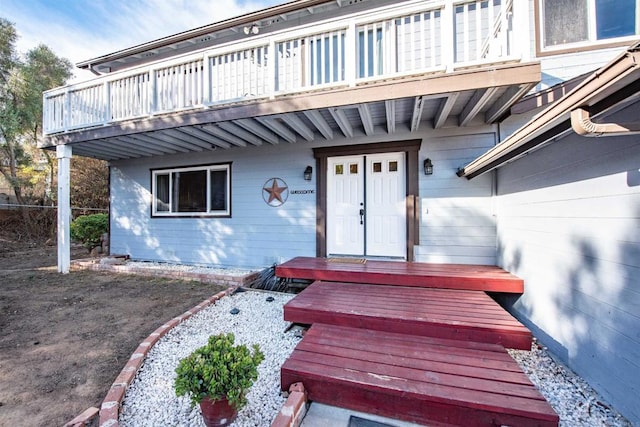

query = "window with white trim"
[539,0,639,51]
[152,164,230,217]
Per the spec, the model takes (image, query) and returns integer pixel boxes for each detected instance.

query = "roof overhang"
[458,42,640,180]
[77,0,334,72]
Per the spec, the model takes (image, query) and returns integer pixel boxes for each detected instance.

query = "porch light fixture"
[304,166,313,181]
[423,158,433,176]
[243,24,259,35]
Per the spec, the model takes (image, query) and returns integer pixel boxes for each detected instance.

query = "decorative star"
[263,179,288,204]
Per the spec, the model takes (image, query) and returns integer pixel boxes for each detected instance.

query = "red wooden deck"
[276,256,524,293]
[282,324,558,427]
[284,281,532,350]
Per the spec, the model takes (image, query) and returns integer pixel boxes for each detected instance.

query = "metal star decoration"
[263,178,289,206]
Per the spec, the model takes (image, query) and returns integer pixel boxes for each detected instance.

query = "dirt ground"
[0,238,227,427]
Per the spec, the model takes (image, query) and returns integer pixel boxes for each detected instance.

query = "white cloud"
[4,0,281,82]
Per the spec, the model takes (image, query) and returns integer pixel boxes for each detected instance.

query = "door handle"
[359,208,365,225]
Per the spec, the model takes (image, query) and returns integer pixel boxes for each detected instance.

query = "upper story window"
[540,0,639,51]
[152,164,231,217]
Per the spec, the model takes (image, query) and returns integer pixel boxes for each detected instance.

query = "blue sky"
[3,0,282,81]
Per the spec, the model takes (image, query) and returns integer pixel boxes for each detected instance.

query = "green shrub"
[70,213,108,249]
[174,333,264,409]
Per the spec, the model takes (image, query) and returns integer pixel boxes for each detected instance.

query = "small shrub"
[70,213,108,249]
[174,333,264,409]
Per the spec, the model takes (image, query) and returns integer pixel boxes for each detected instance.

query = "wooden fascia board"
[76,0,329,70]
[459,47,640,180]
[44,61,541,147]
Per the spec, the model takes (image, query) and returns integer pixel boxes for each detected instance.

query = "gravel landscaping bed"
[508,347,632,427]
[119,290,299,427]
[119,289,632,427]
[124,260,255,277]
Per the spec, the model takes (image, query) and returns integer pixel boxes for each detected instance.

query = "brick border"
[95,287,235,427]
[271,382,309,427]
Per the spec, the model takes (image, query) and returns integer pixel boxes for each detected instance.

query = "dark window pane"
[173,170,207,212]
[543,0,588,46]
[155,174,170,212]
[596,0,636,39]
[210,170,228,212]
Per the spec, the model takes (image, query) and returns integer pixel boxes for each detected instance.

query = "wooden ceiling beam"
[410,96,425,132]
[329,108,353,138]
[357,104,375,136]
[233,118,280,144]
[217,122,263,146]
[277,113,315,141]
[303,110,333,140]
[256,117,298,143]
[385,100,396,134]
[459,87,499,127]
[433,93,459,129]
[138,132,208,152]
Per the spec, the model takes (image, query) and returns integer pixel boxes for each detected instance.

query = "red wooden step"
[284,281,532,350]
[276,257,524,293]
[281,324,559,427]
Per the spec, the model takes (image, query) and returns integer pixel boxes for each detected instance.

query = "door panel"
[366,153,406,257]
[327,156,364,256]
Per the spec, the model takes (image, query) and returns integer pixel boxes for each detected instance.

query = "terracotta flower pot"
[199,396,238,427]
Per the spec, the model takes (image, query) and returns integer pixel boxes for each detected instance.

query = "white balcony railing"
[43,0,520,135]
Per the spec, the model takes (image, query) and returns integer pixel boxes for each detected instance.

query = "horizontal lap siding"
[495,102,640,424]
[537,47,623,89]
[110,125,500,268]
[417,131,497,264]
[110,144,317,268]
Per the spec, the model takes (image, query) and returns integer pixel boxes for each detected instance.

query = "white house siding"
[110,124,498,268]
[495,101,640,424]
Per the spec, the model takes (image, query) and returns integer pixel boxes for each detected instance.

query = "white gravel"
[124,260,254,276]
[508,346,633,427]
[119,290,299,427]
[119,289,633,427]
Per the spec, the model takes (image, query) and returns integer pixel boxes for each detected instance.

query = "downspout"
[570,107,640,137]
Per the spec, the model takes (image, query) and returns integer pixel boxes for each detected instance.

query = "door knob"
[359,208,365,225]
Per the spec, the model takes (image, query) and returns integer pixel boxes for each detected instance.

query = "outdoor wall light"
[304,165,313,181]
[423,158,433,176]
[243,24,260,35]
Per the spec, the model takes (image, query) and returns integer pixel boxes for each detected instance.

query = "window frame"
[150,163,231,218]
[535,0,640,56]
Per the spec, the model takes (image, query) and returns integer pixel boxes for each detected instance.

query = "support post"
[57,144,72,273]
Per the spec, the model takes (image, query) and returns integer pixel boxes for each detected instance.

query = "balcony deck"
[41,0,538,160]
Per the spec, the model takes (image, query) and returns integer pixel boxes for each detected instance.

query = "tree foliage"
[0,17,73,207]
[0,18,112,242]
[70,157,109,211]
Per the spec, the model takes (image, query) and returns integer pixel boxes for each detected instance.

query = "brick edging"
[271,382,309,427]
[98,287,236,427]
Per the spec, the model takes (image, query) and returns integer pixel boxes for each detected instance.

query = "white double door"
[327,152,406,258]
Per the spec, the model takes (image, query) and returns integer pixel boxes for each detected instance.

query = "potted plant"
[174,333,265,427]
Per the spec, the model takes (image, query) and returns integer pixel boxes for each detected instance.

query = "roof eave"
[76,0,329,70]
[458,42,640,180]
